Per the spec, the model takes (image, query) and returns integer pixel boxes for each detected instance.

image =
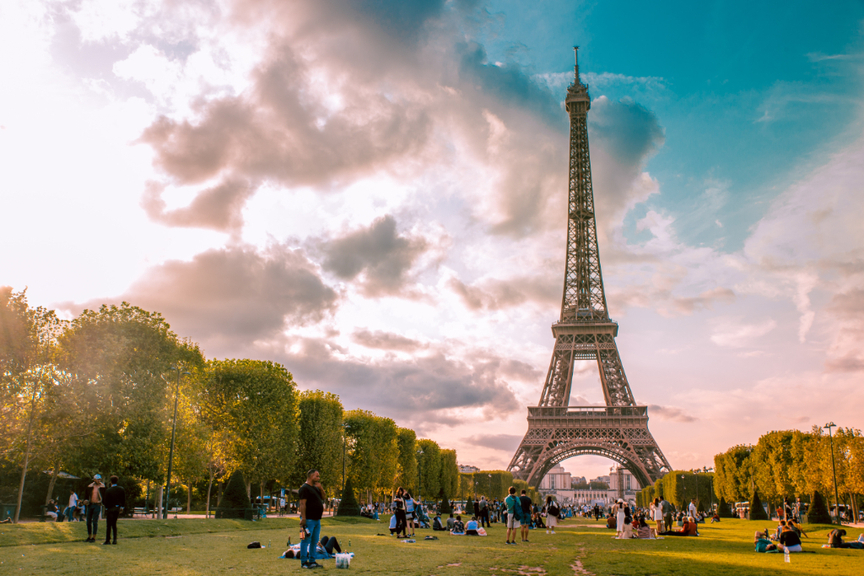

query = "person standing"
[85,474,105,542]
[519,490,533,543]
[545,496,559,535]
[64,489,79,522]
[479,496,489,528]
[614,499,626,537]
[103,476,126,545]
[298,470,325,569]
[504,487,520,545]
[660,496,674,533]
[652,497,665,535]
[688,499,698,522]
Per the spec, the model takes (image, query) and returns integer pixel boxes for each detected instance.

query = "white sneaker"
[551,531,555,534]
[546,530,549,534]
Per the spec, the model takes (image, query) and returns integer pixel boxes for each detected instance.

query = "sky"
[2,0,864,484]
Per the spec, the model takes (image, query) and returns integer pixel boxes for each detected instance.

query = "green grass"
[0,515,861,575]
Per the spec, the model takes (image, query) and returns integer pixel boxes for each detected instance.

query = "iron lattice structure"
[508,48,671,490]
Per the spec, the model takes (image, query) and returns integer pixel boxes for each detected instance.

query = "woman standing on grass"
[545,496,559,535]
[615,499,626,537]
[393,488,407,538]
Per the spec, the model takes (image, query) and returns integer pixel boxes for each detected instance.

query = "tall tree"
[57,302,204,481]
[294,390,343,491]
[0,288,68,522]
[344,410,398,501]
[197,359,298,497]
[416,439,441,500]
[439,449,459,498]
[394,427,417,492]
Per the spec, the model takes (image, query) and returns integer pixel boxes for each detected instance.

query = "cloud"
[465,433,523,452]
[447,274,558,311]
[315,215,432,297]
[646,404,697,423]
[709,317,776,348]
[352,329,426,352]
[141,179,255,234]
[270,337,522,423]
[65,244,337,346]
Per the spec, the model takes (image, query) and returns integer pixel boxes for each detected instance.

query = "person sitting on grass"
[710,510,720,523]
[450,515,465,535]
[778,525,803,553]
[771,520,787,540]
[446,513,456,531]
[636,515,653,539]
[617,513,634,539]
[660,516,699,536]
[827,529,864,549]
[433,514,446,531]
[755,530,778,553]
[465,516,480,535]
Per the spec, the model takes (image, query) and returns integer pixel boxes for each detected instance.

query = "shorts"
[507,514,518,529]
[784,544,802,553]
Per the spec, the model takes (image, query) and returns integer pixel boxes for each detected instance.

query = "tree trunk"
[13,382,40,523]
[155,485,163,519]
[187,482,192,513]
[45,465,60,507]
[206,469,214,519]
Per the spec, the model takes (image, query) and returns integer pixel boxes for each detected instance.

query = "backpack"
[506,495,522,521]
[549,503,559,518]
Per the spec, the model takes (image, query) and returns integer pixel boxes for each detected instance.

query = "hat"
[94,474,102,480]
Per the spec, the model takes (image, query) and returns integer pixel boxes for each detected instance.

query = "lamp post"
[416,449,424,501]
[163,367,189,519]
[341,422,349,495]
[824,422,841,524]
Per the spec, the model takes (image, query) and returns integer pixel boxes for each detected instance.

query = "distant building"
[538,465,574,502]
[458,464,480,473]
[607,465,640,504]
[572,489,610,506]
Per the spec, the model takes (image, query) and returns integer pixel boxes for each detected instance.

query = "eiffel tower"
[508,48,670,489]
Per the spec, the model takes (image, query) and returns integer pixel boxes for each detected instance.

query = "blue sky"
[1,0,863,482]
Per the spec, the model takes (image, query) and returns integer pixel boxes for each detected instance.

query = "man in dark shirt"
[299,470,325,569]
[779,526,803,553]
[103,475,126,545]
[519,490,533,542]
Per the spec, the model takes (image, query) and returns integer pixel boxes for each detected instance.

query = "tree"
[416,439,441,500]
[344,410,398,502]
[807,490,831,524]
[294,390,343,491]
[337,477,361,516]
[717,497,732,518]
[197,359,298,498]
[0,288,69,522]
[216,469,251,519]
[57,302,204,482]
[439,449,459,499]
[752,430,795,508]
[749,489,768,520]
[394,427,417,492]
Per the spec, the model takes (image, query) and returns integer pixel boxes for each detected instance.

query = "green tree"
[752,430,795,508]
[57,302,203,482]
[416,439,441,500]
[197,359,298,499]
[337,477,361,516]
[344,410,398,502]
[394,427,417,492]
[439,449,459,499]
[294,390,343,491]
[216,469,251,519]
[749,489,768,520]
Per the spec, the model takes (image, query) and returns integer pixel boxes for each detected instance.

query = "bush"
[466,498,474,515]
[215,470,251,519]
[717,498,733,518]
[439,493,452,515]
[336,478,361,516]
[807,490,832,524]
[748,490,768,520]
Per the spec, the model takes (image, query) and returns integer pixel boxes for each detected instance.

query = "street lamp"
[341,422,349,494]
[416,449,424,501]
[164,367,189,519]
[824,422,841,524]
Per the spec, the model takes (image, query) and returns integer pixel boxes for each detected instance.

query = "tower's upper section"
[565,47,590,115]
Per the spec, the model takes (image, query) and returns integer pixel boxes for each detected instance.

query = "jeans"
[64,506,75,522]
[86,504,102,536]
[300,519,321,564]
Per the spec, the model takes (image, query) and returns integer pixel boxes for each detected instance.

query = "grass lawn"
[1,515,861,575]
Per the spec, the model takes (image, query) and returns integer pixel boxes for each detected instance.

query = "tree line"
[0,288,468,520]
[635,426,863,520]
[713,427,864,519]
